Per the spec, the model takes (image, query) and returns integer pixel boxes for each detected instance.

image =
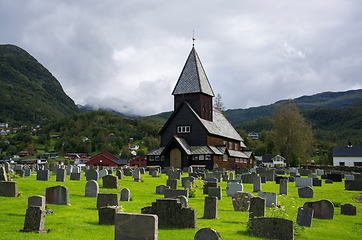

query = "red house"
[85,151,128,167]
[129,156,147,167]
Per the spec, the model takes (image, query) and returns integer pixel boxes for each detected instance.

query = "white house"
[333,145,362,166]
[248,132,259,140]
[262,154,287,167]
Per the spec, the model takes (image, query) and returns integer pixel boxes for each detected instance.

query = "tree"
[6,145,17,156]
[214,93,225,112]
[273,100,314,166]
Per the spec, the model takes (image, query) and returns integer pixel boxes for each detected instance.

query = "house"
[129,156,147,167]
[261,155,287,167]
[333,144,362,166]
[18,151,29,157]
[0,123,8,128]
[146,46,251,170]
[248,132,259,140]
[85,151,128,167]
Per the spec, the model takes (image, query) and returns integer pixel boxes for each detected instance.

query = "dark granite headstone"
[296,207,314,227]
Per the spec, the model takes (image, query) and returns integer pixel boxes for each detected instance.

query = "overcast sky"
[1,0,362,116]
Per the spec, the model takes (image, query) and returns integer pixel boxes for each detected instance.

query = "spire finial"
[192,30,195,47]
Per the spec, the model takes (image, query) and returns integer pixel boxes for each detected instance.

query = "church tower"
[172,47,214,121]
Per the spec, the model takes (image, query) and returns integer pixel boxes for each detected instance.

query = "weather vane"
[192,30,195,46]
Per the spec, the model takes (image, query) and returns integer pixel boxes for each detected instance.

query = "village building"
[248,132,259,140]
[261,154,287,167]
[85,151,128,167]
[146,47,253,170]
[129,156,147,167]
[333,144,362,166]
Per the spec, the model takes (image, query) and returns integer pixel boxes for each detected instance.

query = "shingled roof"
[172,47,214,97]
[333,145,362,157]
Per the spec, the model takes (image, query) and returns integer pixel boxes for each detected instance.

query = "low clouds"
[1,0,361,116]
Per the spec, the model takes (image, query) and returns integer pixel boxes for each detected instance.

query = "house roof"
[228,149,248,158]
[172,47,214,97]
[333,145,362,157]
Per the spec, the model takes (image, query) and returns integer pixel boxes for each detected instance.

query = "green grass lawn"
[0,172,361,240]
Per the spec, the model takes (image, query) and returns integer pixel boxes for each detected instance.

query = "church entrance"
[170,148,182,168]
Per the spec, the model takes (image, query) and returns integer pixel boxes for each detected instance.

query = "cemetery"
[0,165,361,239]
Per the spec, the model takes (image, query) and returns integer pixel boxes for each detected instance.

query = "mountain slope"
[225,89,362,127]
[0,44,81,124]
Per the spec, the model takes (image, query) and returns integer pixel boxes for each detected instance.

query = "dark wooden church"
[146,47,254,170]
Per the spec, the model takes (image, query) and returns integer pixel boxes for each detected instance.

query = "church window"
[149,156,154,161]
[223,154,228,161]
[205,155,211,160]
[229,142,232,149]
[155,156,160,161]
[177,126,190,133]
[193,155,199,161]
[199,155,204,160]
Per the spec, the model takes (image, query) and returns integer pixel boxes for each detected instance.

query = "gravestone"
[85,170,99,181]
[46,185,69,205]
[152,170,159,177]
[288,176,295,182]
[203,181,218,194]
[295,177,313,187]
[249,196,266,219]
[325,179,333,184]
[222,174,229,181]
[250,217,294,240]
[229,172,234,180]
[133,168,141,182]
[327,173,342,182]
[15,169,25,178]
[123,168,133,176]
[164,189,189,199]
[298,186,314,198]
[116,169,124,180]
[208,187,222,200]
[296,207,314,227]
[303,200,334,219]
[182,176,195,187]
[120,188,130,201]
[258,192,277,207]
[85,180,99,197]
[340,203,357,216]
[204,196,218,219]
[241,172,254,183]
[4,162,10,173]
[345,175,354,181]
[20,206,46,233]
[0,181,18,197]
[253,176,261,192]
[313,178,322,187]
[28,195,45,209]
[139,167,145,174]
[156,185,170,194]
[24,169,31,177]
[194,228,222,240]
[115,212,158,240]
[70,172,81,181]
[275,176,288,184]
[56,168,66,182]
[188,166,193,173]
[66,165,73,175]
[99,169,108,178]
[102,174,119,189]
[141,198,196,229]
[97,193,119,209]
[226,182,243,196]
[232,192,254,211]
[345,180,362,190]
[299,169,311,176]
[37,170,49,181]
[99,206,118,225]
[279,179,288,195]
[72,166,80,173]
[166,179,178,189]
[173,195,188,208]
[0,167,7,181]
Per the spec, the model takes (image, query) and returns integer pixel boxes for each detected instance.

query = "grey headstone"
[204,196,218,219]
[174,195,188,208]
[116,169,124,180]
[249,196,266,219]
[133,168,141,182]
[99,206,118,225]
[0,167,7,181]
[298,186,314,198]
[250,217,294,240]
[70,172,81,181]
[85,180,99,197]
[102,174,119,189]
[232,191,254,212]
[28,195,45,209]
[194,228,222,240]
[46,185,69,205]
[97,193,119,209]
[258,192,277,207]
[24,169,31,177]
[121,188,131,201]
[36,170,49,181]
[166,179,178,189]
[56,168,66,182]
[208,187,222,200]
[86,170,99,181]
[164,189,189,199]
[21,206,46,233]
[182,176,195,187]
[295,177,313,187]
[0,181,18,197]
[303,200,334,219]
[99,169,108,178]
[296,207,314,227]
[341,203,357,216]
[115,212,158,240]
[226,182,243,196]
[156,185,170,194]
[253,176,261,192]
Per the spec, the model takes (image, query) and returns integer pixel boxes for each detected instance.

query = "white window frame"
[205,155,211,161]
[149,156,154,161]
[161,156,165,161]
[155,156,160,161]
[177,126,190,133]
[223,154,228,161]
[229,142,232,149]
[199,155,204,161]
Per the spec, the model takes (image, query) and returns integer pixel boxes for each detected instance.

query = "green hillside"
[0,44,81,125]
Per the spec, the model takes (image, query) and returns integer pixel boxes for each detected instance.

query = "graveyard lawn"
[0,172,361,240]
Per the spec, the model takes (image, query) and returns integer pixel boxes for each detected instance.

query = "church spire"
[172,47,214,97]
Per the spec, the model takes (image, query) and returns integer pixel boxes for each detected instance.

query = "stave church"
[146,46,254,170]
